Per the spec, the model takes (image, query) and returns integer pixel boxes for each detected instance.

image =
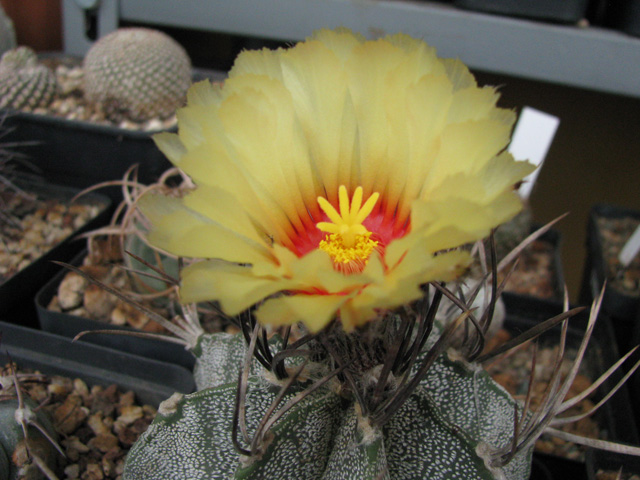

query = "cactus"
[122,282,640,480]
[116,29,640,480]
[0,46,57,110]
[124,318,535,480]
[83,28,192,122]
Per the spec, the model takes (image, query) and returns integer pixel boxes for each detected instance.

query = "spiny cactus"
[100,29,640,480]
[0,46,58,110]
[121,278,640,480]
[83,28,192,122]
[124,318,534,479]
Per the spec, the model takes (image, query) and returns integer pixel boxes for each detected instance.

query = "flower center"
[317,185,379,273]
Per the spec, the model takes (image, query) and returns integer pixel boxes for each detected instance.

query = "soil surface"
[47,236,232,335]
[0,187,103,284]
[499,239,560,300]
[485,329,602,461]
[2,363,155,480]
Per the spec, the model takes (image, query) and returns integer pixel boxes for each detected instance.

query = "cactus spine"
[83,28,192,122]
[123,313,535,480]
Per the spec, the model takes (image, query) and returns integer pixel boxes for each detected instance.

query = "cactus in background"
[0,4,16,57]
[0,46,58,110]
[83,28,192,122]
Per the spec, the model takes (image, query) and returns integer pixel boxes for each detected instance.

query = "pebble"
[498,240,558,299]
[58,271,89,310]
[486,332,601,462]
[1,195,102,283]
[3,362,155,479]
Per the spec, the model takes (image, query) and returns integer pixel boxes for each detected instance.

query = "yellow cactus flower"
[140,28,534,333]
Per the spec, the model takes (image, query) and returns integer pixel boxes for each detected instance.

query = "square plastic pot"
[0,320,195,407]
[501,311,638,479]
[501,226,566,318]
[35,249,196,370]
[1,66,226,203]
[0,174,111,327]
[579,203,640,353]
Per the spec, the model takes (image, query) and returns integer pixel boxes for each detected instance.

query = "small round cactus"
[83,28,192,122]
[0,46,58,110]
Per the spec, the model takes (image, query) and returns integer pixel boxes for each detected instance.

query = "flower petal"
[139,193,273,265]
[179,260,292,315]
[256,293,352,332]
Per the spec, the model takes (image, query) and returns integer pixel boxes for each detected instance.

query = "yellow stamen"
[317,186,379,271]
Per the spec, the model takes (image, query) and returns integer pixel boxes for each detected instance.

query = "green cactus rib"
[124,332,532,480]
[193,331,286,391]
[0,397,59,480]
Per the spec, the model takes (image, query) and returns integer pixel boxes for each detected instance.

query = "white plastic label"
[508,107,560,200]
[619,224,640,268]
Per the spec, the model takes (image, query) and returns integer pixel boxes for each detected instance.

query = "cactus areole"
[124,320,534,480]
[123,28,546,479]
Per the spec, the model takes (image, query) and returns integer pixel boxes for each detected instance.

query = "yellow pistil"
[317,186,379,271]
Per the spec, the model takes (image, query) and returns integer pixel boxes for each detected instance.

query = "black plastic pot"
[501,311,639,479]
[0,320,195,406]
[35,249,195,370]
[586,447,640,479]
[2,110,172,204]
[0,174,111,328]
[2,66,226,203]
[592,0,640,37]
[454,0,589,23]
[579,203,640,354]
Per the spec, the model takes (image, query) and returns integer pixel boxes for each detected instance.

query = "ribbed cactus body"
[83,28,191,122]
[0,47,57,110]
[0,397,58,480]
[123,328,532,480]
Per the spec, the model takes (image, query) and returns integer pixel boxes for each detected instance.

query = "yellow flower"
[140,28,534,333]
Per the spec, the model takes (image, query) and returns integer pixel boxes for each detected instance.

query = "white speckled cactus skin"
[123,324,533,480]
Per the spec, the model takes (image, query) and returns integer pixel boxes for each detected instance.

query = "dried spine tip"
[83,28,192,122]
[0,46,58,110]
